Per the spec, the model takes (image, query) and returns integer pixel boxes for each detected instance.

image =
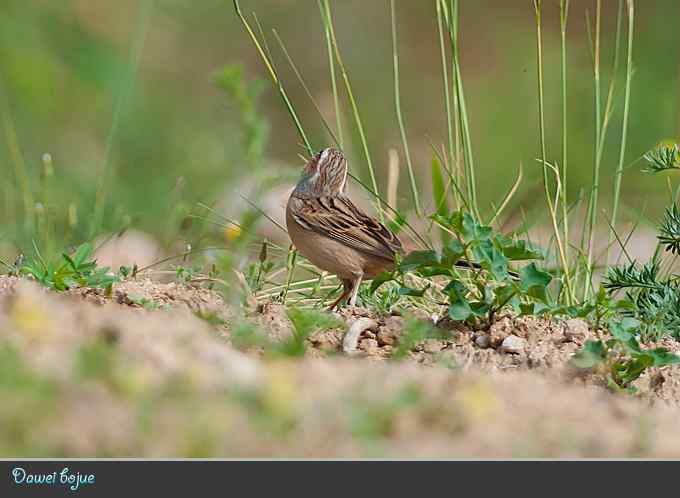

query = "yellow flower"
[224,225,242,242]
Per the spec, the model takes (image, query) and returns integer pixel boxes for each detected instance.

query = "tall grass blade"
[390,0,422,217]
[318,0,344,149]
[321,0,383,222]
[608,0,635,266]
[533,0,574,304]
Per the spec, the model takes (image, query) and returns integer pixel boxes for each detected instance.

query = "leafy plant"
[125,293,171,311]
[372,210,552,326]
[642,141,680,174]
[572,317,680,393]
[278,307,344,357]
[19,243,119,293]
[601,158,680,341]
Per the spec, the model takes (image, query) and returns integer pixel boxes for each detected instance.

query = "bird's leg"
[328,279,352,311]
[348,271,364,307]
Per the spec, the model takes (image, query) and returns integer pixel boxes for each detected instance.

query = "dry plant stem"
[488,163,523,227]
[608,0,635,267]
[390,0,422,217]
[321,0,383,222]
[534,0,574,304]
[387,149,400,209]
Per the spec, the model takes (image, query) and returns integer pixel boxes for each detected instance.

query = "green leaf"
[448,299,472,321]
[609,318,637,342]
[461,212,492,242]
[369,272,394,294]
[72,243,93,268]
[399,250,440,272]
[398,285,430,297]
[519,263,552,303]
[619,355,655,385]
[470,300,491,317]
[473,239,508,280]
[494,284,517,305]
[442,239,465,267]
[445,279,472,321]
[571,340,606,369]
[500,239,543,260]
[648,348,680,367]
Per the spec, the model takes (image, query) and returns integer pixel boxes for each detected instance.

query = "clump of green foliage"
[573,314,680,393]
[599,144,680,342]
[231,307,344,358]
[18,243,119,293]
[372,210,552,327]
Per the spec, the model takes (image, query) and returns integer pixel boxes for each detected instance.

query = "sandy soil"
[2,275,680,457]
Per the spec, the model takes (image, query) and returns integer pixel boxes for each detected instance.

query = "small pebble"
[500,335,526,354]
[475,334,491,349]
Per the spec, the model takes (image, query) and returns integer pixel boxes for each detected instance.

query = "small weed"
[277,307,344,357]
[19,242,119,293]
[125,293,171,311]
[572,317,680,393]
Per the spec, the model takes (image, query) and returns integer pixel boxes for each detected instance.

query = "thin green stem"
[322,0,382,222]
[584,0,602,299]
[609,0,635,261]
[560,0,570,276]
[533,0,574,303]
[436,0,457,208]
[447,0,479,220]
[390,0,422,217]
[318,0,344,149]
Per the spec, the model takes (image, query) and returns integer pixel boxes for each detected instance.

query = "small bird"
[286,148,402,309]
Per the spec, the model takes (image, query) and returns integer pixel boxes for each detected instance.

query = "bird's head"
[293,148,348,197]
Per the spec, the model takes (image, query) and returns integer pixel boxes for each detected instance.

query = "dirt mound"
[2,276,680,456]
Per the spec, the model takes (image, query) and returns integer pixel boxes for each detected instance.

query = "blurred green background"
[1,0,679,260]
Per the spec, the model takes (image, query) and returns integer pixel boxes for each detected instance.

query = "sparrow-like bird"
[286,148,402,309]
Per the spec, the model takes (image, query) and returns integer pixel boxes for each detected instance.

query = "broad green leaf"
[369,272,394,293]
[500,239,543,260]
[398,285,430,297]
[442,239,465,267]
[399,250,440,272]
[445,279,472,321]
[448,299,472,321]
[571,340,606,369]
[519,263,552,303]
[473,239,508,280]
[72,243,93,268]
[461,212,492,242]
[649,348,680,367]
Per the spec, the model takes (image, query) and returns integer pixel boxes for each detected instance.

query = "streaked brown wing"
[290,195,403,261]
